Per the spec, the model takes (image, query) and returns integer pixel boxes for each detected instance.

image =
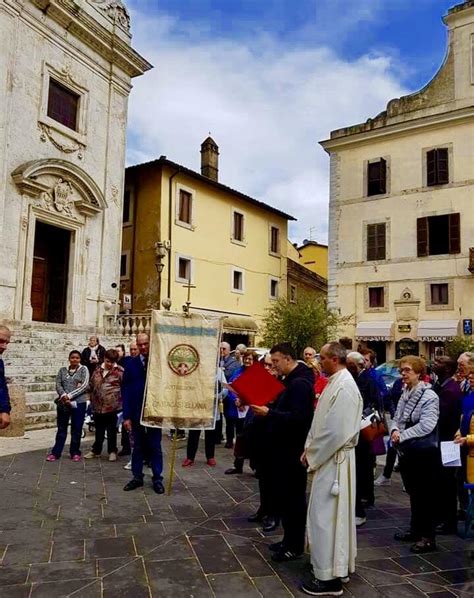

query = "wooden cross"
[182,279,196,316]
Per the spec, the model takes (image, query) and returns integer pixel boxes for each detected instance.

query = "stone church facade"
[0,0,150,430]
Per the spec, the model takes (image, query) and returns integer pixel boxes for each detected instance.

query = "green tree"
[260,295,351,357]
[444,336,474,360]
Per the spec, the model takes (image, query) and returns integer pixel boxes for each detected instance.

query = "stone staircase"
[3,321,131,431]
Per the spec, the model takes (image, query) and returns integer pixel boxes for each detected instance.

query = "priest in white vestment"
[300,342,363,597]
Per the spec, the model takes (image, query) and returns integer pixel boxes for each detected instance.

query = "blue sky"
[125,0,457,242]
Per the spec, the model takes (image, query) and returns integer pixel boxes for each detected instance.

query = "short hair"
[115,344,125,353]
[459,352,474,366]
[435,355,457,377]
[270,342,297,360]
[236,343,247,352]
[323,342,347,364]
[89,335,99,343]
[347,351,366,368]
[400,355,426,376]
[242,349,259,363]
[69,350,81,359]
[105,348,119,362]
[304,346,316,355]
[360,348,376,364]
[220,341,231,350]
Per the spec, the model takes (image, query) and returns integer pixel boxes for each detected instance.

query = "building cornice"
[30,0,152,78]
[320,105,474,153]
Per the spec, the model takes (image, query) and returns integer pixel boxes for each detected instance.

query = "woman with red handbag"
[347,352,385,526]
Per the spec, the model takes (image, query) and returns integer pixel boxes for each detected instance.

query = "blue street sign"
[463,319,473,336]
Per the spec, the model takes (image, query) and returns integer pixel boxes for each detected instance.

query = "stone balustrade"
[103,313,152,337]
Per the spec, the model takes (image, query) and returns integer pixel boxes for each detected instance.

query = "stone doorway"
[31,221,71,323]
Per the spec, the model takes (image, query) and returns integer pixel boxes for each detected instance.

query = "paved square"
[0,436,472,596]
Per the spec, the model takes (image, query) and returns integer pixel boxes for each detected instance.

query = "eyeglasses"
[399,367,414,374]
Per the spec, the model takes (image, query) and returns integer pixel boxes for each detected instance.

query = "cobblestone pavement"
[0,437,473,597]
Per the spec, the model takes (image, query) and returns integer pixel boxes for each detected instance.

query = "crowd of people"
[1,322,474,595]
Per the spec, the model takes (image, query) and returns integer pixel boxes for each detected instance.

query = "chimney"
[200,136,219,181]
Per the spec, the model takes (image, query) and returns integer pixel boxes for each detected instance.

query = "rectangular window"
[120,253,130,280]
[178,257,191,282]
[47,79,79,131]
[233,211,244,242]
[270,226,280,254]
[270,278,279,299]
[366,223,386,261]
[427,148,449,186]
[232,269,243,292]
[178,190,192,225]
[290,284,297,303]
[430,283,449,305]
[123,190,132,224]
[417,213,460,257]
[369,287,384,308]
[367,159,387,196]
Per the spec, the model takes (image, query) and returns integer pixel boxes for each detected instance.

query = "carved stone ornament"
[39,123,85,159]
[89,0,131,31]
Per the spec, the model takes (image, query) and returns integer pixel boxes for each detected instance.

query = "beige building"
[297,240,329,280]
[120,138,295,347]
[321,1,474,363]
[0,0,149,428]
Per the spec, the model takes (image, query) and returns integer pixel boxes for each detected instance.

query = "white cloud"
[126,7,409,243]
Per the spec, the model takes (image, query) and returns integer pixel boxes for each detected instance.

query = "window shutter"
[448,213,460,254]
[437,148,449,185]
[427,149,436,186]
[379,158,387,194]
[376,223,386,260]
[417,217,429,257]
[367,224,376,260]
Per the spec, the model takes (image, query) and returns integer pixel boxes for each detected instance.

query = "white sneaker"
[108,452,117,462]
[123,460,132,470]
[84,451,99,459]
[355,517,367,527]
[374,474,391,486]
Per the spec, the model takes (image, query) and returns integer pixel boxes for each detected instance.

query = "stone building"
[0,0,150,428]
[119,138,295,347]
[286,241,327,304]
[321,1,474,364]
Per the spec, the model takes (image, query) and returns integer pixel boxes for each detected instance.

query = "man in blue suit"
[0,325,12,430]
[122,332,164,494]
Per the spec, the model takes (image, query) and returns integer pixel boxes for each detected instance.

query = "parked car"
[375,361,401,390]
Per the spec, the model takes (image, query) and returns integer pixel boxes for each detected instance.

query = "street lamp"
[154,241,170,309]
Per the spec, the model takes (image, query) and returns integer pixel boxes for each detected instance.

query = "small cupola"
[200,136,219,181]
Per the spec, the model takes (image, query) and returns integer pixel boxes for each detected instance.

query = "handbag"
[398,390,438,456]
[360,408,387,442]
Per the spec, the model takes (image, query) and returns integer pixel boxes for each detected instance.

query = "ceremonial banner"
[142,311,222,429]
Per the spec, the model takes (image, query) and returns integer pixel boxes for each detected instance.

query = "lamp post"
[154,241,171,310]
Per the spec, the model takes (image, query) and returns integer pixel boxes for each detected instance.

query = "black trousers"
[121,427,131,453]
[400,449,438,541]
[356,440,375,518]
[255,464,279,519]
[383,445,397,479]
[262,459,307,553]
[187,429,215,460]
[92,412,118,455]
[438,457,458,528]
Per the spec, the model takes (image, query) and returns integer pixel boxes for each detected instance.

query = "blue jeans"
[131,422,163,482]
[51,402,87,458]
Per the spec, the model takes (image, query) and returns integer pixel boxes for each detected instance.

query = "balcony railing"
[469,247,474,273]
[104,313,151,337]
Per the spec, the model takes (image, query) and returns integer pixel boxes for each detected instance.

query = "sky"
[125,0,457,244]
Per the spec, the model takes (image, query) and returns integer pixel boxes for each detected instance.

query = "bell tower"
[200,136,219,181]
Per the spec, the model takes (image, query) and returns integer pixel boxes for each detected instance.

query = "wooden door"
[31,257,47,321]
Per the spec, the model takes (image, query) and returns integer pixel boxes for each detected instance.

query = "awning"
[355,321,394,341]
[223,315,259,335]
[417,320,459,341]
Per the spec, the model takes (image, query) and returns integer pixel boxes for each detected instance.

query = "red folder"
[230,362,285,406]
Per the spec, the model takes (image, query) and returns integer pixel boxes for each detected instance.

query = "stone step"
[26,421,57,431]
[25,411,57,428]
[23,381,57,393]
[26,401,56,413]
[25,391,57,404]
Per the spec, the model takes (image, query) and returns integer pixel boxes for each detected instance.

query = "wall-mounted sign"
[463,319,473,336]
[122,294,132,307]
[398,324,412,333]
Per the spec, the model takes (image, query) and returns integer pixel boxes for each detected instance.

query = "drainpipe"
[167,168,181,303]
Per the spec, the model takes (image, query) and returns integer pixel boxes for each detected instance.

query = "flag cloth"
[142,311,222,429]
[230,362,285,406]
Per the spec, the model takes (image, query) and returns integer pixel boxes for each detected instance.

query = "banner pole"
[166,430,179,495]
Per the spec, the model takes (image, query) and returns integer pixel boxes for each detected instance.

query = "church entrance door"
[31,221,71,323]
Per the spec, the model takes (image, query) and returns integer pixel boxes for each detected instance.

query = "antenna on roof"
[309,226,316,241]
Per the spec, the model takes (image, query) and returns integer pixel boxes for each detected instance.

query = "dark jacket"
[81,345,106,375]
[264,362,315,464]
[220,354,240,380]
[0,358,11,414]
[122,355,147,422]
[357,369,384,414]
[433,377,463,441]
